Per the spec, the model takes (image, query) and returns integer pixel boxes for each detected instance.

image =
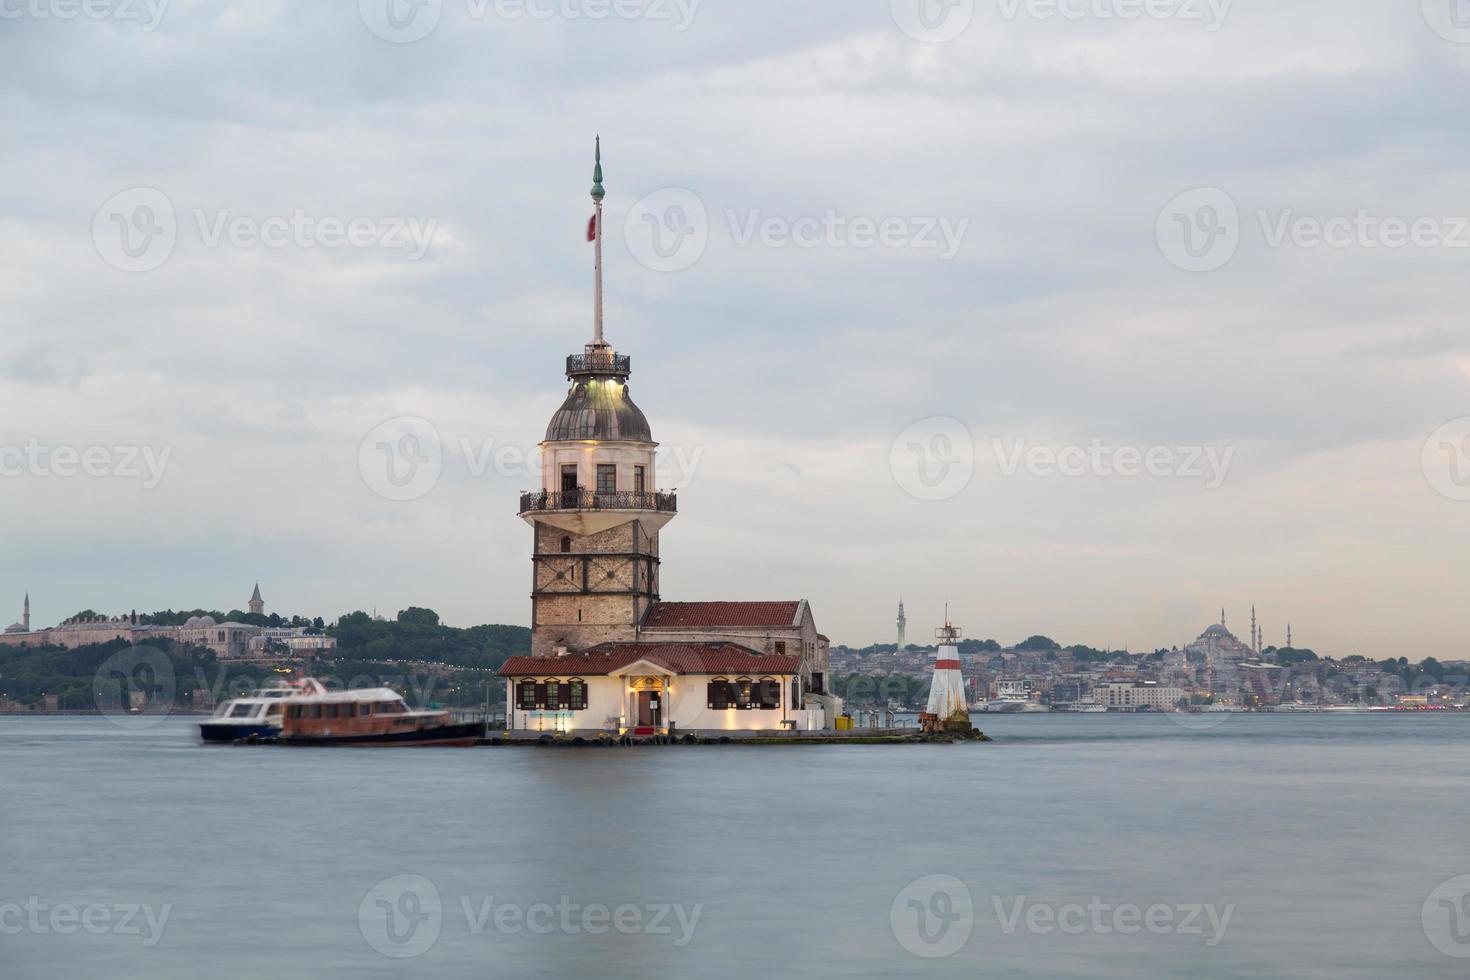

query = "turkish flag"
[587,213,598,242]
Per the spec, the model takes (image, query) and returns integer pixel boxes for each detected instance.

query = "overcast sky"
[3,0,1468,657]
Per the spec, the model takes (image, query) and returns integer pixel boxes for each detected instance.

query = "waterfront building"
[500,143,839,737]
[1101,681,1187,711]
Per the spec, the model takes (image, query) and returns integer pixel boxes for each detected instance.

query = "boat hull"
[277,721,483,747]
[200,722,279,743]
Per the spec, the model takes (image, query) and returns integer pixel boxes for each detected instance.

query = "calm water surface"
[2,713,1468,978]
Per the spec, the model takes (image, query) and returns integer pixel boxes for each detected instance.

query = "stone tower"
[520,140,677,658]
[22,593,29,632]
[896,598,907,655]
[249,583,264,616]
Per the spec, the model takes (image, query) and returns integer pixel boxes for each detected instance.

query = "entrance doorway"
[635,690,661,728]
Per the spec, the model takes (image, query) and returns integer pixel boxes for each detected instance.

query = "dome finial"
[591,135,604,202]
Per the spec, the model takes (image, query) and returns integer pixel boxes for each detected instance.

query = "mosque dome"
[185,615,217,628]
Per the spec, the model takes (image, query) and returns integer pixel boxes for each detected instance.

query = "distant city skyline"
[4,585,1317,659]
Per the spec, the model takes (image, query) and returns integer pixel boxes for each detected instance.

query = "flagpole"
[592,135,605,347]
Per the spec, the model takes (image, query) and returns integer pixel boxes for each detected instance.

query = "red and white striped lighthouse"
[924,616,970,732]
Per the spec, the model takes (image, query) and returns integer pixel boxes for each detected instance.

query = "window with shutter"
[736,678,754,710]
[708,677,731,709]
[534,682,548,710]
[518,680,537,710]
[568,678,587,710]
[756,678,780,710]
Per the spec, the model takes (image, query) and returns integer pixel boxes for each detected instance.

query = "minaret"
[1220,608,1226,629]
[1251,606,1258,653]
[22,593,29,632]
[249,583,264,616]
[521,141,675,657]
[1287,623,1293,649]
[896,598,907,655]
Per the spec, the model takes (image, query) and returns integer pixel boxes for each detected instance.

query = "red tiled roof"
[499,642,801,677]
[642,601,802,630]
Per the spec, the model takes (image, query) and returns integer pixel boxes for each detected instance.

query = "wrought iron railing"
[519,490,677,514]
[566,353,631,377]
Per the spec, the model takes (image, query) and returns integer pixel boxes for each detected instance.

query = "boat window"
[266,704,283,718]
[326,704,339,719]
[309,705,323,719]
[229,703,257,718]
[378,701,405,715]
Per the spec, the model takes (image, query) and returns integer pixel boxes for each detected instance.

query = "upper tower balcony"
[566,350,631,380]
[519,489,677,516]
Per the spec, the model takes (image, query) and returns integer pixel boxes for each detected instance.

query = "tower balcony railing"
[520,490,677,515]
[566,353,631,377]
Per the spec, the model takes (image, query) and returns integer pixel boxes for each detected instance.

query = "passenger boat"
[279,686,482,746]
[199,679,326,743]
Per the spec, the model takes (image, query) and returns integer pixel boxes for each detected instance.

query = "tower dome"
[545,357,653,443]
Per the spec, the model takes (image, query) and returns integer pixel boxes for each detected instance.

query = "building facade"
[1101,681,1187,711]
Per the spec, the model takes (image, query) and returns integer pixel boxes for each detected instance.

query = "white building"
[1102,681,1187,711]
[502,643,816,736]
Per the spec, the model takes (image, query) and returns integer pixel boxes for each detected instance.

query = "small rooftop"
[500,642,802,677]
[642,601,804,631]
